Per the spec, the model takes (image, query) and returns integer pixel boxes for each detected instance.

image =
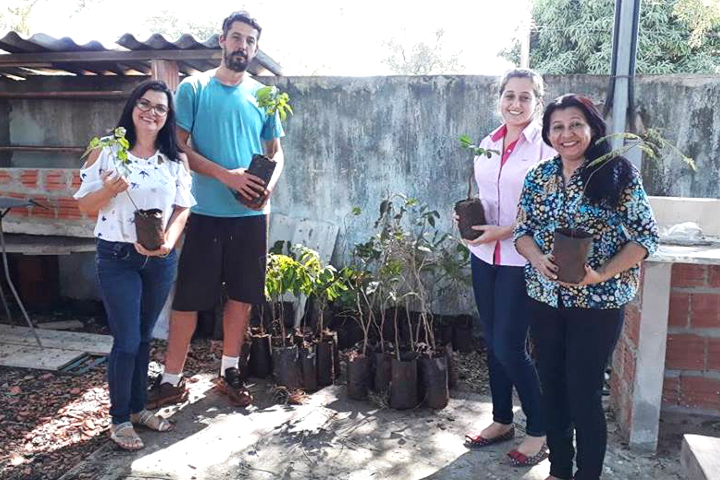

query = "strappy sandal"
[464,425,515,448]
[131,409,174,432]
[110,422,144,451]
[507,443,549,466]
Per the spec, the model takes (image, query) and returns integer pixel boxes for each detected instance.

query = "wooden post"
[151,60,180,91]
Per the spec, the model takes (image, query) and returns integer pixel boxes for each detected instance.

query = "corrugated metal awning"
[0,31,283,79]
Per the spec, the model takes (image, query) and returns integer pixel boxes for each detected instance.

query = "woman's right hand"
[101,170,129,197]
[530,252,559,281]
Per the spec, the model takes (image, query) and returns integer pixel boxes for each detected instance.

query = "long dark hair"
[116,80,180,161]
[541,94,633,207]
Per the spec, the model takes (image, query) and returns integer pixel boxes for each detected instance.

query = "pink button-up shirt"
[468,122,557,267]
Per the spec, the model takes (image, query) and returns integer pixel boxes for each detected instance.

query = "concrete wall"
[3,74,719,255]
[1,74,719,309]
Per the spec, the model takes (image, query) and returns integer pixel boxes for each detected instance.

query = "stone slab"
[0,343,84,370]
[0,324,112,356]
[681,434,720,480]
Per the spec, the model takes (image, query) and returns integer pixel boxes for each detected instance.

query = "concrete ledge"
[681,434,720,480]
[2,233,95,255]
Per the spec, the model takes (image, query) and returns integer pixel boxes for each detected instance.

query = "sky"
[24,0,531,76]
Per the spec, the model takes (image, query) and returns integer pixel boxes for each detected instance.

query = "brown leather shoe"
[217,367,253,407]
[146,376,189,409]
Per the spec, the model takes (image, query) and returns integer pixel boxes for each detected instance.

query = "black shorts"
[172,213,268,311]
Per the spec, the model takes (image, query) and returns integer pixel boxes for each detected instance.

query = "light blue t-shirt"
[174,70,284,217]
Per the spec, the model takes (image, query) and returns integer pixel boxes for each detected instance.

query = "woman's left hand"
[134,242,172,257]
[559,264,607,287]
[465,225,506,245]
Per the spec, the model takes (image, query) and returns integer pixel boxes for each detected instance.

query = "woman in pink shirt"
[463,68,556,466]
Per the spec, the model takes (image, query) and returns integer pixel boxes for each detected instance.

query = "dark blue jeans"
[530,298,624,480]
[471,255,545,437]
[96,239,177,424]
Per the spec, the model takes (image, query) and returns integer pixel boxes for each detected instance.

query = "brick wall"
[610,267,644,429]
[0,168,95,237]
[611,263,720,437]
[663,264,720,415]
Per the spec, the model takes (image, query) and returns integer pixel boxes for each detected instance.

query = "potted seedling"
[82,128,164,250]
[343,267,376,401]
[454,135,499,241]
[232,86,293,208]
[265,252,308,390]
[304,254,347,388]
[551,130,696,283]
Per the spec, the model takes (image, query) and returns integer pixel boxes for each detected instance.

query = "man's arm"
[176,126,265,201]
[264,138,284,193]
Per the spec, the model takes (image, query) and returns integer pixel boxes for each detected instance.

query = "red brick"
[44,170,66,191]
[70,171,82,189]
[691,293,720,329]
[623,343,636,385]
[672,264,706,288]
[612,337,625,377]
[56,197,82,219]
[0,170,11,185]
[666,334,705,370]
[708,266,720,288]
[708,339,720,371]
[662,377,680,406]
[624,304,641,346]
[20,169,39,189]
[679,376,720,411]
[30,197,55,219]
[668,292,691,328]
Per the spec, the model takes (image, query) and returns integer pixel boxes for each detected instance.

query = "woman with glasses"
[74,80,195,450]
[514,94,658,480]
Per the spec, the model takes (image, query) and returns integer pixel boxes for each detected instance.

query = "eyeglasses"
[135,98,169,117]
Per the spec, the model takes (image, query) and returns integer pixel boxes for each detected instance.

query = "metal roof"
[0,31,283,79]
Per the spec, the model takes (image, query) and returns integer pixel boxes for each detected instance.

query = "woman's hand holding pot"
[530,252,559,281]
[559,264,607,287]
[134,242,171,257]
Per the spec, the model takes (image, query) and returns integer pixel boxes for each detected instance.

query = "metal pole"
[610,0,642,168]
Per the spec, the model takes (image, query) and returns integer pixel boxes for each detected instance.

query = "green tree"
[382,29,464,75]
[143,10,218,41]
[1,0,42,36]
[502,0,720,74]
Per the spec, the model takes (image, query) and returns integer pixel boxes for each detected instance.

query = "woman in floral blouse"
[514,94,658,480]
[75,80,195,450]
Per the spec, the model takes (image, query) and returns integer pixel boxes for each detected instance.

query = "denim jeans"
[471,255,545,436]
[96,239,177,424]
[529,298,624,480]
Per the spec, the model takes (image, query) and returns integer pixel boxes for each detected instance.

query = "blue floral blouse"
[513,156,659,309]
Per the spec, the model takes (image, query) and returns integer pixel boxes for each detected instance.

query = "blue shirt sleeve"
[261,110,285,141]
[174,79,196,133]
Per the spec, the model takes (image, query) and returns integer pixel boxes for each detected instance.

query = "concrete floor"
[59,376,684,480]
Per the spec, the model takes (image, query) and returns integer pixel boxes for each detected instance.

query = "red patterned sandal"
[507,443,549,466]
[464,425,515,448]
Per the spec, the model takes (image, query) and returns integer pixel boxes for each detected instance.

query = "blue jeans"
[471,255,545,436]
[96,239,177,424]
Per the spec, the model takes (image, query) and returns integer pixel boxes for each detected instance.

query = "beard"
[224,48,250,72]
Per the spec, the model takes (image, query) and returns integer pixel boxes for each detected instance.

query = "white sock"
[161,372,182,387]
[221,355,239,377]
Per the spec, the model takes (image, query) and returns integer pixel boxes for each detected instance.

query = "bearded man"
[147,10,284,408]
